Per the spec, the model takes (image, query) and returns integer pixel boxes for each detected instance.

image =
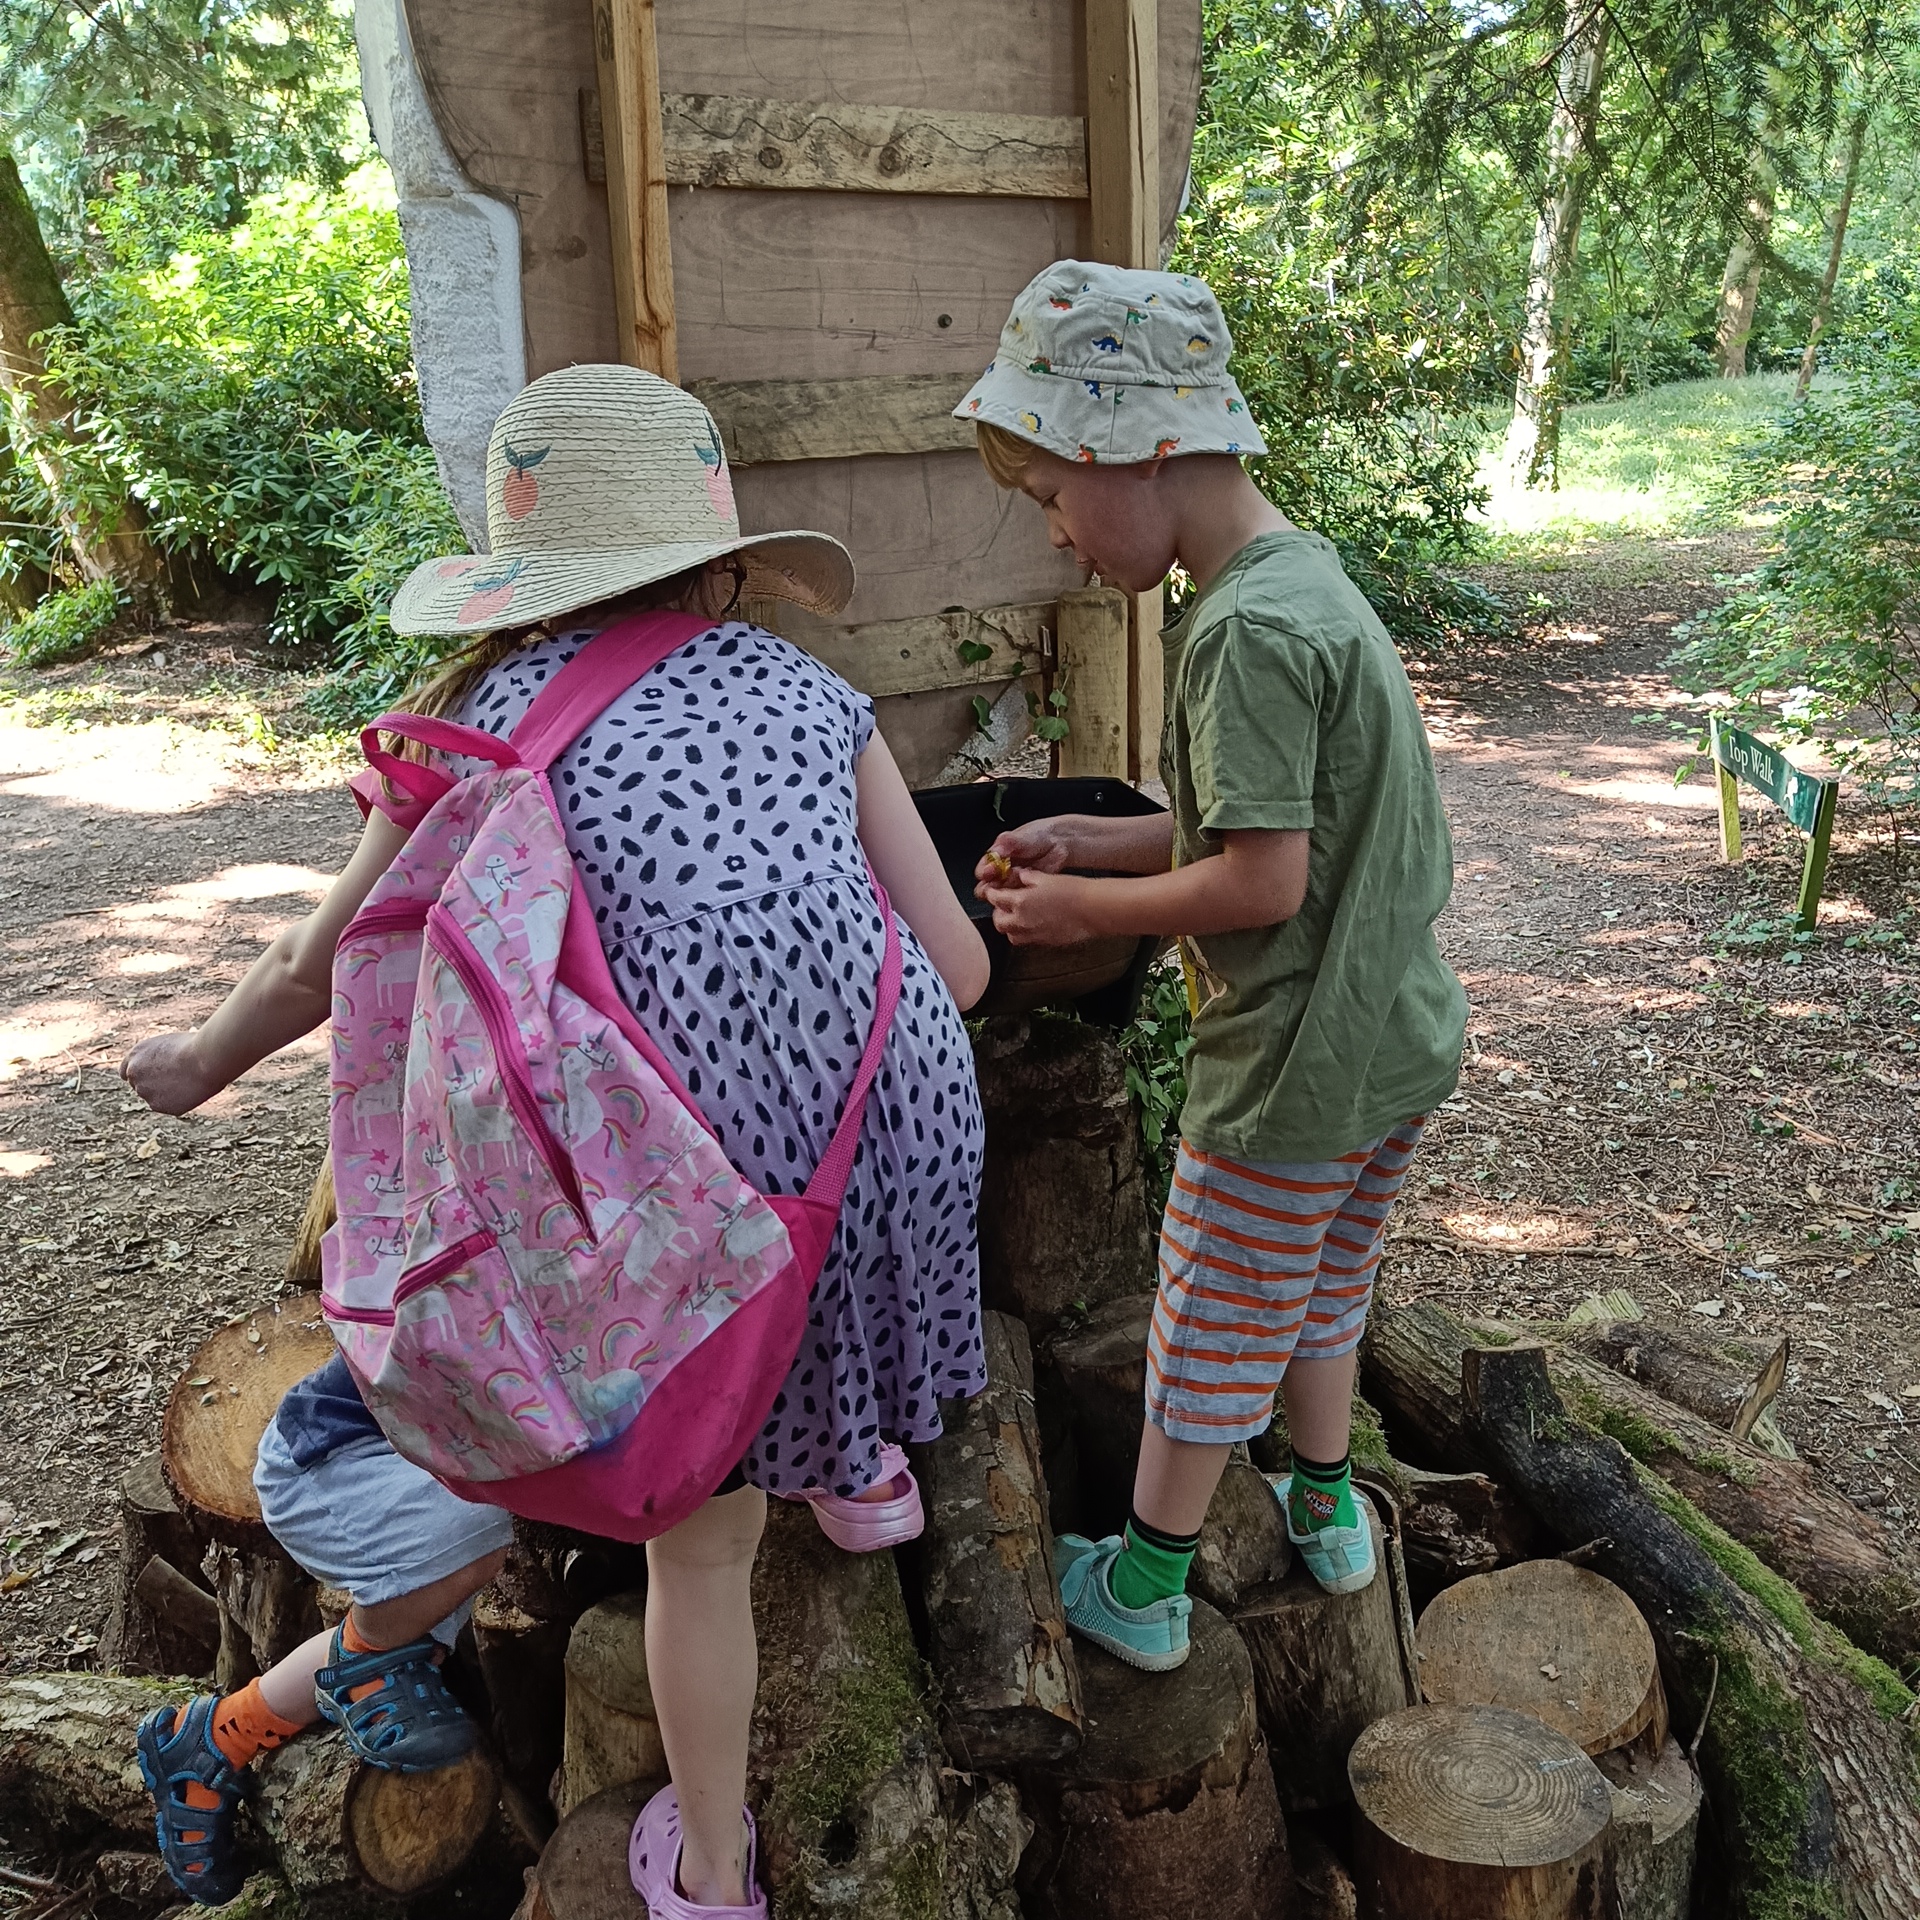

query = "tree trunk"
[98,1450,219,1679]
[1504,3,1611,489]
[0,1671,189,1840]
[557,1591,667,1819]
[907,1310,1083,1770]
[1598,1736,1701,1920]
[1796,107,1871,401]
[1714,153,1778,378]
[1463,1340,1920,1919]
[0,149,166,603]
[972,1015,1155,1341]
[1413,1559,1667,1758]
[1017,1599,1292,1920]
[1349,1704,1616,1919]
[1568,1318,1788,1447]
[1230,1502,1413,1810]
[1367,1301,1920,1671]
[252,1723,499,1915]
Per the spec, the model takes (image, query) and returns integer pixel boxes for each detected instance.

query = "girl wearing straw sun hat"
[118,365,990,1918]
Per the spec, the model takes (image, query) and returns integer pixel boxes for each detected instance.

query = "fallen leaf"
[0,1570,33,1592]
[1541,1663,1561,1680]
[134,1134,161,1161]
[1692,1299,1726,1318]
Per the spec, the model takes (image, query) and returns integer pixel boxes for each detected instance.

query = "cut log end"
[1350,1704,1614,1919]
[348,1745,499,1894]
[514,1780,648,1920]
[1415,1558,1667,1757]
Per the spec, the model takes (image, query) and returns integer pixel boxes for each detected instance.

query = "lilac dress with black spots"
[450,621,986,1498]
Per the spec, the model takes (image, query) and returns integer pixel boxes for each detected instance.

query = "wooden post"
[1084,0,1163,786]
[1796,775,1838,931]
[1057,586,1129,777]
[592,0,677,379]
[1711,716,1743,862]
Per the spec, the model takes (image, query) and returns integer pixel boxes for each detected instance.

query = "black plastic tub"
[911,776,1168,1026]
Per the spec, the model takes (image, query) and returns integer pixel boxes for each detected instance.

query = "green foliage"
[1117,957,1193,1217]
[1673,313,1920,806]
[0,578,123,665]
[3,165,462,696]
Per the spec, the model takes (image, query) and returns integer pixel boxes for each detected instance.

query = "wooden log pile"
[13,1013,1920,1919]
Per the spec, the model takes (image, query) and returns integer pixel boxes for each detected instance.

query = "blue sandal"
[313,1629,479,1772]
[136,1695,250,1908]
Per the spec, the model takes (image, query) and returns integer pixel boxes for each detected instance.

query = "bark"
[1504,3,1611,488]
[1396,1465,1548,1588]
[1349,1704,1616,1919]
[0,1671,189,1840]
[1464,1340,1920,1920]
[1414,1559,1667,1758]
[1045,1292,1154,1537]
[1714,152,1779,378]
[0,149,166,602]
[286,1158,334,1289]
[1797,108,1871,402]
[1191,1458,1293,1614]
[252,1724,498,1915]
[907,1310,1083,1770]
[473,1587,569,1823]
[1598,1737,1702,1920]
[1231,1503,1414,1810]
[972,1015,1155,1340]
[557,1591,666,1819]
[1287,1816,1359,1920]
[1018,1600,1292,1920]
[1569,1318,1787,1446]
[98,1449,218,1679]
[205,1538,323,1687]
[1367,1302,1920,1672]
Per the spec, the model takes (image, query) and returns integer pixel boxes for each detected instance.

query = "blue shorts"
[253,1419,514,1646]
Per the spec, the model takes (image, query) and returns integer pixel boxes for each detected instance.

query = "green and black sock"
[1287,1448,1359,1534]
[1107,1511,1200,1610]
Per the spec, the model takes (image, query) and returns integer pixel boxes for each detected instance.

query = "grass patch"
[1474,374,1813,554]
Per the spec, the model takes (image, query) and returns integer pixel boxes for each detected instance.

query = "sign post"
[1709,717,1839,932]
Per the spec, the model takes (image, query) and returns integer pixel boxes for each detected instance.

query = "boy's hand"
[122,1031,220,1116]
[974,820,1074,893]
[980,870,1102,947]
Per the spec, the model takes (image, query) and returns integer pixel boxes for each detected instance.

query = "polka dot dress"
[450,622,987,1497]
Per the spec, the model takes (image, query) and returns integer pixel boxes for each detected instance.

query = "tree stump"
[98,1450,219,1679]
[513,1780,648,1920]
[907,1310,1083,1769]
[972,1014,1154,1340]
[1415,1559,1667,1758]
[475,1586,570,1818]
[1018,1598,1291,1920]
[286,1158,334,1290]
[1191,1459,1292,1613]
[1048,1292,1153,1536]
[1598,1737,1701,1920]
[1287,1816,1359,1920]
[253,1724,498,1915]
[161,1300,333,1678]
[557,1592,666,1819]
[1395,1466,1547,1591]
[1232,1500,1412,1810]
[1348,1704,1615,1920]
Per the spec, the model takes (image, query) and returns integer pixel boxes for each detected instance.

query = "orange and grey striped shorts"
[1145,1120,1426,1443]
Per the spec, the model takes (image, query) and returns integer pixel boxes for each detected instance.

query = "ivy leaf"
[970,695,994,732]
[957,639,994,666]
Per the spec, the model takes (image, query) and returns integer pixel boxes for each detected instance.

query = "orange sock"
[340,1610,408,1703]
[167,1681,302,1824]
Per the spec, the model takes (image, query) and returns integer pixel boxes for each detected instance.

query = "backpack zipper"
[325,1229,499,1325]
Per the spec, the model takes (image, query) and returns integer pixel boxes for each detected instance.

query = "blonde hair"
[974,422,1041,491]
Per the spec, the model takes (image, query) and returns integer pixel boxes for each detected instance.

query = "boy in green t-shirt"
[960,261,1466,1673]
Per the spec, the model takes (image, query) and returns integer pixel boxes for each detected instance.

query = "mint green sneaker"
[1268,1475,1377,1596]
[1054,1533,1192,1672]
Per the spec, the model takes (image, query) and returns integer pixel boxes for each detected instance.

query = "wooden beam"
[1056,587,1129,778]
[661,95,1088,199]
[689,374,976,465]
[1128,583,1165,785]
[592,0,677,379]
[751,601,1055,701]
[1085,0,1160,269]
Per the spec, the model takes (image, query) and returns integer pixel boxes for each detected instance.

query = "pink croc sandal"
[629,1784,765,1919]
[794,1443,925,1552]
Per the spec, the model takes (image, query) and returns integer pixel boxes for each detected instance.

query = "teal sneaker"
[1054,1533,1192,1672]
[1268,1475,1377,1596]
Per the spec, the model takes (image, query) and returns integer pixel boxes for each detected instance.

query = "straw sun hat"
[389,365,854,636]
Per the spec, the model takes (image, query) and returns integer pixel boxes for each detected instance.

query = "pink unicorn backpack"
[320,612,901,1541]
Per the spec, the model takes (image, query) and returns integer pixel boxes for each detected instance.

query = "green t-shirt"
[1160,529,1467,1161]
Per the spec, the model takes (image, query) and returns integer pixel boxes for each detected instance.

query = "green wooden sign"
[1709,717,1838,931]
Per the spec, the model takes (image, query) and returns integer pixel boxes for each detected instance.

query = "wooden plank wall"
[402,0,1203,782]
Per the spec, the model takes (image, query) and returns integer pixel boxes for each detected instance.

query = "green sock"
[1108,1514,1198,1611]
[1288,1450,1359,1533]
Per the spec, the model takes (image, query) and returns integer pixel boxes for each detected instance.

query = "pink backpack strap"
[354,714,523,828]
[508,613,717,772]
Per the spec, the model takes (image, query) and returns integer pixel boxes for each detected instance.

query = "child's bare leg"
[1131,1424,1233,1536]
[647,1484,766,1908]
[1279,1349,1358,1463]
